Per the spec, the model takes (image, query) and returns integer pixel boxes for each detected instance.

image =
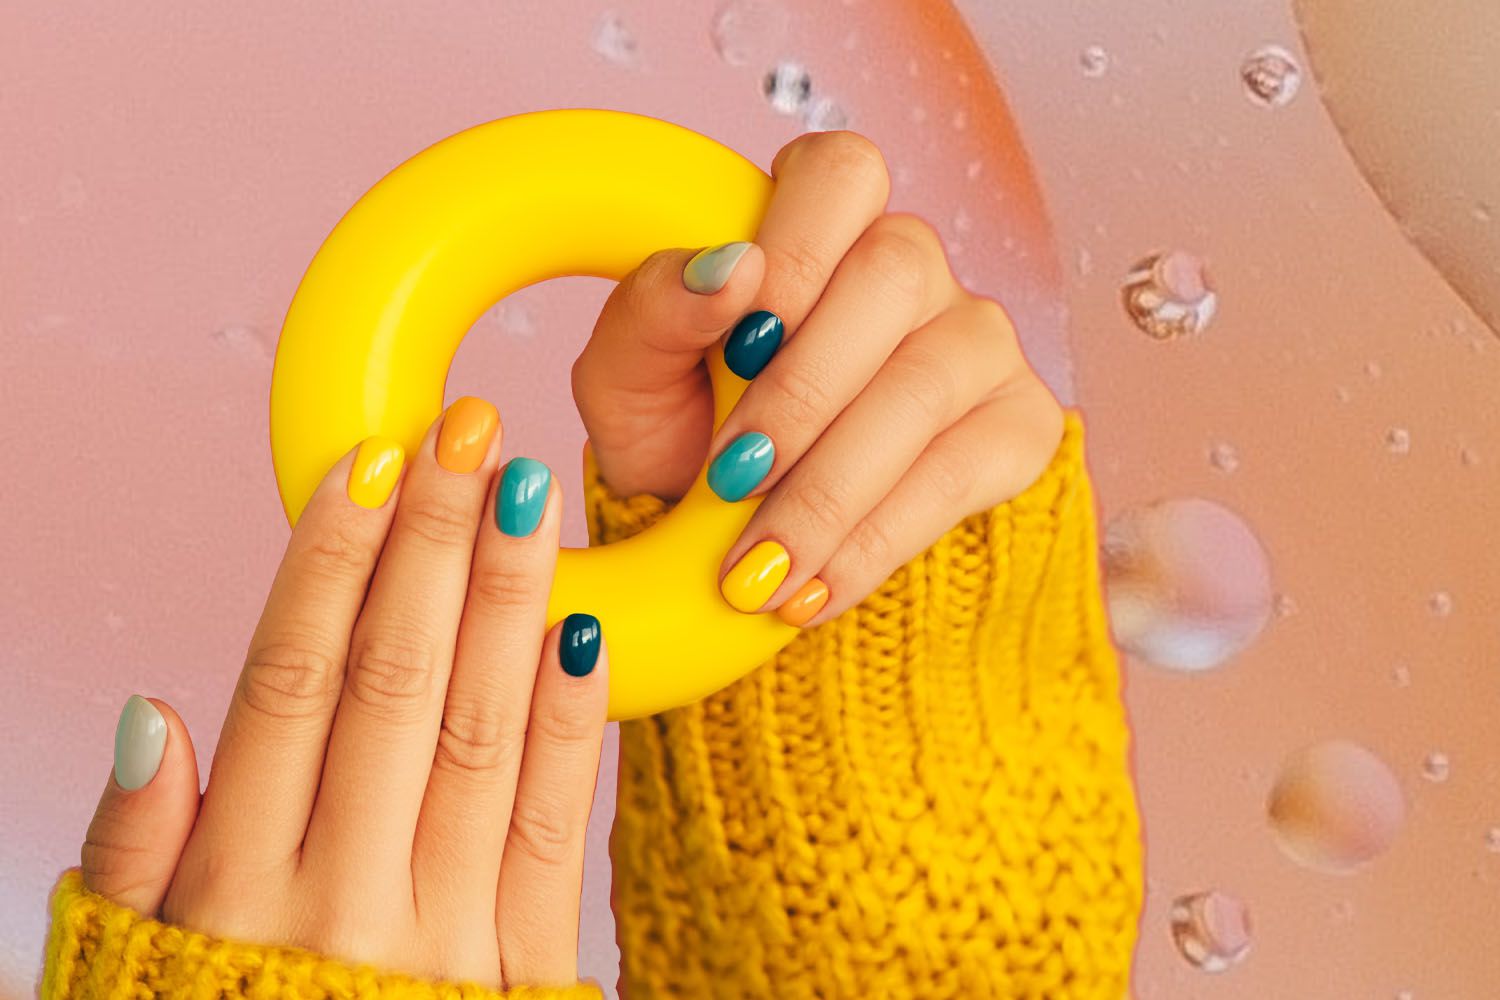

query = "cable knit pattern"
[585,408,1143,999]
[40,870,602,1000]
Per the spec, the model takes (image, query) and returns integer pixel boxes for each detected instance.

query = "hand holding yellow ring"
[270,108,800,721]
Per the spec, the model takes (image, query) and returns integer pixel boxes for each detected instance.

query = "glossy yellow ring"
[270,108,801,720]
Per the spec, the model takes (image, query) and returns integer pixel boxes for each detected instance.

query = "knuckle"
[786,472,854,537]
[468,563,540,612]
[924,445,979,505]
[239,639,342,722]
[763,357,834,430]
[344,633,438,718]
[433,704,524,778]
[765,236,827,301]
[859,220,930,302]
[397,491,476,548]
[844,515,893,569]
[507,797,577,867]
[299,517,373,583]
[886,341,958,427]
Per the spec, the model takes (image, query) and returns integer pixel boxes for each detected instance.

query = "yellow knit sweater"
[41,407,1142,1000]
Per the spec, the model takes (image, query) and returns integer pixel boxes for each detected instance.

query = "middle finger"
[303,396,501,887]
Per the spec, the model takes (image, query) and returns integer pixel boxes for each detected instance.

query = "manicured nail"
[560,612,602,676]
[113,695,166,792]
[348,436,405,509]
[776,577,829,627]
[720,540,791,613]
[436,396,500,474]
[497,457,551,537]
[723,309,784,380]
[707,431,774,502]
[683,241,753,295]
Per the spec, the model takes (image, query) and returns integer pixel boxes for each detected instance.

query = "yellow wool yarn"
[585,407,1143,999]
[40,870,602,1000]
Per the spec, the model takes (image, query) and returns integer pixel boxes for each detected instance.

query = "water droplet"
[763,61,812,115]
[909,105,928,124]
[1336,385,1352,403]
[1460,446,1481,466]
[1241,44,1303,108]
[1365,360,1383,378]
[906,56,920,78]
[965,159,983,181]
[1121,250,1219,340]
[951,109,968,130]
[1102,498,1273,671]
[1392,663,1412,687]
[1077,247,1094,277]
[1474,202,1494,224]
[1169,891,1252,972]
[1428,591,1453,617]
[802,96,848,132]
[211,323,272,359]
[1421,751,1450,783]
[1208,442,1240,474]
[1273,592,1298,618]
[710,0,789,67]
[953,207,973,235]
[894,164,912,187]
[592,11,640,67]
[479,299,537,339]
[1395,991,1414,1000]
[1268,740,1406,873]
[1385,427,1411,454]
[1080,45,1110,78]
[1484,827,1500,852]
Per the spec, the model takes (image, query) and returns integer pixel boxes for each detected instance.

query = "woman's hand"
[79,397,607,990]
[572,129,1064,629]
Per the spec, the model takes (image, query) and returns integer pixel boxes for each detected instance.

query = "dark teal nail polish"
[560,613,601,677]
[707,431,774,502]
[497,457,551,537]
[723,310,783,379]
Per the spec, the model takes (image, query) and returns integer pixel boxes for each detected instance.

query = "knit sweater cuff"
[41,869,603,1000]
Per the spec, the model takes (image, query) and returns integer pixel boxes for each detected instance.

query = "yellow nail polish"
[720,540,791,613]
[348,436,405,509]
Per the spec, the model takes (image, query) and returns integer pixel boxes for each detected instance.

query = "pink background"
[3,2,1496,997]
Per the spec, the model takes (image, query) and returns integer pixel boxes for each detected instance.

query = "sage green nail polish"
[683,241,753,294]
[113,695,166,791]
[498,457,551,537]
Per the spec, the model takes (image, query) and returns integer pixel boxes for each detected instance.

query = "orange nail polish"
[776,577,829,627]
[437,396,500,474]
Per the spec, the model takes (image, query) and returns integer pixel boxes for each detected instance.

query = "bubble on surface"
[1169,890,1251,972]
[1385,427,1412,454]
[1102,497,1272,671]
[478,299,536,339]
[1208,442,1240,474]
[1272,592,1298,618]
[1241,44,1302,108]
[211,323,272,359]
[1267,740,1406,874]
[1121,250,1218,340]
[1391,663,1412,688]
[1421,751,1450,783]
[591,11,640,67]
[763,61,812,115]
[1427,591,1453,617]
[802,96,848,132]
[1080,44,1110,78]
[710,0,789,67]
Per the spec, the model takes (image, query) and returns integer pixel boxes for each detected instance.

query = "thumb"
[572,240,765,501]
[81,695,200,915]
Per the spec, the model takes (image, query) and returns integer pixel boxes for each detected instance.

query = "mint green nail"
[113,695,166,791]
[498,457,551,537]
[683,241,753,294]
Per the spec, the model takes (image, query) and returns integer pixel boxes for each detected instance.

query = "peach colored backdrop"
[2,3,1495,998]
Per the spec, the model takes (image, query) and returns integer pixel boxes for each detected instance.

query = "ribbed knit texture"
[585,407,1143,999]
[40,870,602,1000]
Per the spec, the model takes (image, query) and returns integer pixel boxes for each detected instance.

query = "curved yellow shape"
[270,108,800,720]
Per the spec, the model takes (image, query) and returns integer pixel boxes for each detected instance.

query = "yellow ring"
[270,108,801,720]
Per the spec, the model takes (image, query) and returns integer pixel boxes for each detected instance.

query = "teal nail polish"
[683,241,753,294]
[560,612,601,677]
[723,310,783,379]
[707,431,774,502]
[113,694,166,792]
[497,457,551,537]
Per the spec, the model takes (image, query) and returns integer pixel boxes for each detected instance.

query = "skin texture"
[77,128,1064,991]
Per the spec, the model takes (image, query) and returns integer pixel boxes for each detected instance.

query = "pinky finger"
[495,613,609,990]
[804,383,1065,628]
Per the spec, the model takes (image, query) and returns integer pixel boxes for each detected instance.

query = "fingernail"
[348,436,405,509]
[560,612,602,676]
[723,309,784,379]
[720,540,791,613]
[497,457,551,537]
[776,577,829,627]
[707,431,774,502]
[437,396,500,474]
[683,241,753,294]
[113,695,166,791]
